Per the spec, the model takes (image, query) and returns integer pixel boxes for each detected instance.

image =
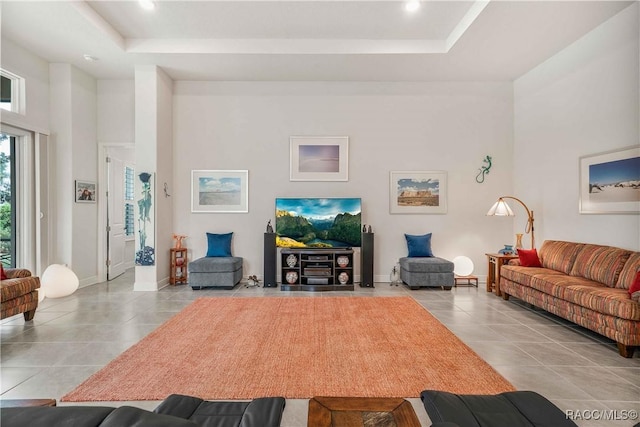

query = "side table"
[485,253,518,297]
[454,274,478,287]
[170,248,188,285]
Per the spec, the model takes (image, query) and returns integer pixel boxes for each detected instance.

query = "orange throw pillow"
[517,248,542,267]
[0,264,7,280]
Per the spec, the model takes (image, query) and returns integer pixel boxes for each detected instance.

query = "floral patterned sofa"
[1,268,40,321]
[500,240,640,357]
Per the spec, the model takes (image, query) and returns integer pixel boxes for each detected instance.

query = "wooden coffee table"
[308,396,421,427]
[0,399,57,408]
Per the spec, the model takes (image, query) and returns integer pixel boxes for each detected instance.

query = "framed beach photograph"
[290,136,349,181]
[579,145,640,214]
[389,171,448,214]
[75,180,96,203]
[191,170,249,213]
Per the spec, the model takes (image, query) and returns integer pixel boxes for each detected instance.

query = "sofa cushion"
[1,276,41,302]
[0,406,200,427]
[0,406,115,427]
[0,264,6,280]
[154,394,286,427]
[616,252,640,289]
[502,266,640,320]
[570,244,631,287]
[420,390,578,427]
[519,273,640,321]
[538,240,583,275]
[501,266,564,290]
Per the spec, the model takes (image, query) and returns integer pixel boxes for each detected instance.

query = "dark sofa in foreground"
[0,394,286,427]
[421,389,578,427]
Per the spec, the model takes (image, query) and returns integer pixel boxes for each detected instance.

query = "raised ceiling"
[0,1,633,81]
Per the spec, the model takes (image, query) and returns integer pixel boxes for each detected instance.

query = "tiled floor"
[2,269,639,427]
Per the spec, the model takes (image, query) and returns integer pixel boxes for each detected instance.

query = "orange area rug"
[62,297,514,401]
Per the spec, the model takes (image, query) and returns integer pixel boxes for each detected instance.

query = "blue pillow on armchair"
[405,233,434,257]
[206,232,233,257]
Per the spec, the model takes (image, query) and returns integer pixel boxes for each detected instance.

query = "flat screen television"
[275,198,361,248]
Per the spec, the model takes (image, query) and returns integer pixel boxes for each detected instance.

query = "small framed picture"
[75,180,96,203]
[389,171,447,214]
[290,136,349,181]
[579,145,640,214]
[191,170,249,213]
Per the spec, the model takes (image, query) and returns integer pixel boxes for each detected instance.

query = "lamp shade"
[41,264,79,298]
[452,256,474,276]
[487,199,515,216]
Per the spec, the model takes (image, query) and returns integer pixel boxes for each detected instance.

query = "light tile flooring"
[2,269,639,427]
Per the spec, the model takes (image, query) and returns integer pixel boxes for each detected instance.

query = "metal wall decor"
[475,155,492,183]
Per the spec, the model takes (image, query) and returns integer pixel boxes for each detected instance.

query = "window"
[1,76,12,112]
[0,69,25,114]
[124,166,134,237]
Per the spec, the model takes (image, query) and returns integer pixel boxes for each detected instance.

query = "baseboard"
[79,275,99,288]
[134,281,163,291]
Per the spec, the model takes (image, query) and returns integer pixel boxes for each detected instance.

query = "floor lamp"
[487,196,535,249]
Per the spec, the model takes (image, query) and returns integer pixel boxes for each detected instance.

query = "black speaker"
[360,232,374,287]
[263,233,277,287]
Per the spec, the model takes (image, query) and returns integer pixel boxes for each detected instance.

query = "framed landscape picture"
[389,171,448,214]
[191,170,249,213]
[75,180,96,203]
[579,145,640,214]
[290,136,349,181]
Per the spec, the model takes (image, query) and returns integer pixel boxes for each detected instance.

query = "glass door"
[0,133,15,268]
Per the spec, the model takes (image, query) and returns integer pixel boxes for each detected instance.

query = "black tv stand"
[280,248,354,291]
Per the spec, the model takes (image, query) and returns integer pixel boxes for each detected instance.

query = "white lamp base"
[41,264,79,298]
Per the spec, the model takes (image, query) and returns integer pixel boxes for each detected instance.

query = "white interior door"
[106,151,126,280]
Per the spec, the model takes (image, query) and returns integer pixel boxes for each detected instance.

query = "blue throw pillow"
[405,233,433,257]
[206,232,233,257]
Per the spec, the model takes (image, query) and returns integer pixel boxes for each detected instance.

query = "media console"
[280,248,354,291]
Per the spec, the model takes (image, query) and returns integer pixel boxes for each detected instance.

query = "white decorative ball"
[41,264,79,298]
[452,256,474,277]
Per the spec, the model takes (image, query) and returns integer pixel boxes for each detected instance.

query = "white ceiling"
[0,0,634,81]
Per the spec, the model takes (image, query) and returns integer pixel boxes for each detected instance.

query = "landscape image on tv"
[275,198,361,248]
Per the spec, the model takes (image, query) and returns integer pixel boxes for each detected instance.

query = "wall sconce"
[487,196,535,249]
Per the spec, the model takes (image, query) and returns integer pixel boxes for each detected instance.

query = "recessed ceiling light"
[405,1,420,13]
[83,54,99,62]
[139,0,155,11]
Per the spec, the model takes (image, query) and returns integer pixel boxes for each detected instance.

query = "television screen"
[275,198,362,248]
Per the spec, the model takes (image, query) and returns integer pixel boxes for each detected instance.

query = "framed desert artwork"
[389,171,448,214]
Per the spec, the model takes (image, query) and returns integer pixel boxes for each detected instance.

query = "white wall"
[97,80,135,144]
[173,82,515,280]
[134,66,174,290]
[156,68,174,287]
[0,38,49,133]
[514,3,640,251]
[97,80,136,278]
[49,64,99,285]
